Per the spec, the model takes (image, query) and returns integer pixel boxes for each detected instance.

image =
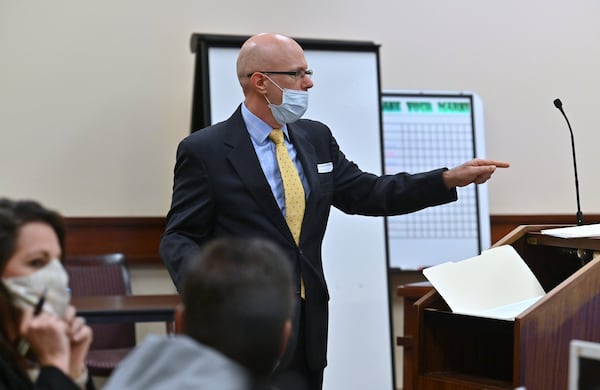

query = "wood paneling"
[64,217,165,265]
[62,215,600,266]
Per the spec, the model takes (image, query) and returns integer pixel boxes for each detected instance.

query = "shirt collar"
[241,103,290,144]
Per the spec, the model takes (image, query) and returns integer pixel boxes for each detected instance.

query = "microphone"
[553,98,584,226]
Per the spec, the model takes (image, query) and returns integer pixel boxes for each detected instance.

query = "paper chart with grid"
[382,93,485,269]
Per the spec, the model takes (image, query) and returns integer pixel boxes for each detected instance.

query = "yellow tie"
[269,129,305,244]
[269,129,306,298]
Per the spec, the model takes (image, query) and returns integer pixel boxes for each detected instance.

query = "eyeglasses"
[246,69,314,79]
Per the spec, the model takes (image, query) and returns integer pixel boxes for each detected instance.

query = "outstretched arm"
[442,158,510,188]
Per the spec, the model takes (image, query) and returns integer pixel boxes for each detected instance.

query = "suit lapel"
[288,124,320,240]
[288,124,329,288]
[223,111,290,236]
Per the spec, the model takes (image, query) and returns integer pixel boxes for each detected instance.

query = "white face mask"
[2,258,71,318]
[264,75,309,125]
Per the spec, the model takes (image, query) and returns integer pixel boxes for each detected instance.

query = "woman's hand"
[63,305,93,381]
[20,308,70,374]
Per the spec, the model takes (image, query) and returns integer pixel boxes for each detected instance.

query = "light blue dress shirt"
[241,103,310,216]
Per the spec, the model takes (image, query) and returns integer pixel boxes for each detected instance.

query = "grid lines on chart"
[384,120,478,239]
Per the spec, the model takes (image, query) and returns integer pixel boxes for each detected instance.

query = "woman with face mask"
[0,198,94,390]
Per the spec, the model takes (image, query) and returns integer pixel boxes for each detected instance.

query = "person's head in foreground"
[178,237,295,378]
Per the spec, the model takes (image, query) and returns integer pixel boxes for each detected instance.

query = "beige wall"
[2,0,600,216]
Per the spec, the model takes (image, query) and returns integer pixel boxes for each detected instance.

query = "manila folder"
[422,245,545,320]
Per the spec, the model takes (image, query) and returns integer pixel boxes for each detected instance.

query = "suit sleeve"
[160,137,215,290]
[327,130,457,215]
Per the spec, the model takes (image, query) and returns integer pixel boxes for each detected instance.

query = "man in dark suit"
[160,32,509,390]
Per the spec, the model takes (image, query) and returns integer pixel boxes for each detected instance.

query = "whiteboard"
[381,90,491,270]
[190,34,394,390]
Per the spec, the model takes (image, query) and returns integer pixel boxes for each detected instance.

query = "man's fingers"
[472,158,510,168]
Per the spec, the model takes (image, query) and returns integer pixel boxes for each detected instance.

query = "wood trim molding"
[64,217,165,266]
[62,215,600,267]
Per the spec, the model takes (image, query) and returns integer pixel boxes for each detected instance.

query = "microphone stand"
[553,99,583,226]
[553,98,592,264]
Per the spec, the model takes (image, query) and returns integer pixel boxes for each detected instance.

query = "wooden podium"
[409,225,600,390]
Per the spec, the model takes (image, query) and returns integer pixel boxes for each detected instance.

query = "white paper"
[422,245,545,320]
[476,296,543,319]
[540,224,600,239]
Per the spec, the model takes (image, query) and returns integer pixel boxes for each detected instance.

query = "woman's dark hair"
[0,198,65,370]
[0,198,65,265]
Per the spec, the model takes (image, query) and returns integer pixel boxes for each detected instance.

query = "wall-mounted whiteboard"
[381,90,491,270]
[190,34,394,390]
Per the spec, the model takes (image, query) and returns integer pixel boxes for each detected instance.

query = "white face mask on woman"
[2,258,71,318]
[264,75,309,125]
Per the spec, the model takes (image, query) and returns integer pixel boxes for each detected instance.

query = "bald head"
[236,33,312,126]
[236,33,306,85]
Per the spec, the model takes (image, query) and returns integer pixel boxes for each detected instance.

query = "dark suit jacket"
[160,106,457,371]
[0,357,90,390]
